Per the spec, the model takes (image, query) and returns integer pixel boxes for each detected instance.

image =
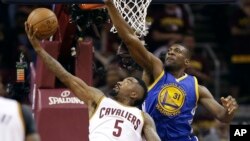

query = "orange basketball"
[27,8,58,40]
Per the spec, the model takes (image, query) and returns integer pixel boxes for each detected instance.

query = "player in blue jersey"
[104,1,239,141]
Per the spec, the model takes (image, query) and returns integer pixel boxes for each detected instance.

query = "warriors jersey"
[0,97,25,141]
[144,71,199,141]
[89,97,144,141]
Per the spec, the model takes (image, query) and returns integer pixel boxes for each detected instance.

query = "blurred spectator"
[203,120,229,141]
[228,0,250,103]
[0,3,16,69]
[184,34,213,85]
[99,64,127,97]
[145,4,194,52]
[0,75,40,141]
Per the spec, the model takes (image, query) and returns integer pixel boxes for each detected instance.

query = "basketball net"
[110,0,152,37]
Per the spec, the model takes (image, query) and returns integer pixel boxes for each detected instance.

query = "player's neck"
[169,69,186,79]
[115,97,133,107]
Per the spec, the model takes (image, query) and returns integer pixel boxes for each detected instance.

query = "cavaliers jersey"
[0,97,25,141]
[143,71,199,141]
[89,97,144,141]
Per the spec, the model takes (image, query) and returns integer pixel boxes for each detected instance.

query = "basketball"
[27,8,58,40]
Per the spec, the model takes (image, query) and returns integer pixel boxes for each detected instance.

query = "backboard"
[2,0,236,4]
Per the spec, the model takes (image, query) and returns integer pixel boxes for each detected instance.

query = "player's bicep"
[142,113,160,141]
[66,74,104,104]
[148,52,164,79]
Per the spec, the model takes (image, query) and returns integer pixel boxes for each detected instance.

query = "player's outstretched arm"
[24,22,103,106]
[104,0,163,80]
[142,112,161,141]
[199,85,238,123]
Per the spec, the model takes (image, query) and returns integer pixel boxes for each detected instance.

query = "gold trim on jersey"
[148,71,165,91]
[17,103,25,133]
[89,96,105,120]
[176,73,188,82]
[194,76,199,105]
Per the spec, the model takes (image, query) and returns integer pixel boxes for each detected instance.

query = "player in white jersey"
[0,78,40,141]
[89,97,144,141]
[25,21,161,141]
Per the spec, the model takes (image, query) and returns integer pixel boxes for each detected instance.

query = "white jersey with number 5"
[89,97,144,141]
[0,97,25,141]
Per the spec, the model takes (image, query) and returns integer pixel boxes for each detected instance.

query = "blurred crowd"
[1,0,250,140]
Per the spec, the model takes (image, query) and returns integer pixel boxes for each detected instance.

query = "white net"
[110,0,152,37]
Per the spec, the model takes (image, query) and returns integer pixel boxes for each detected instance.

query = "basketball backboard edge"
[2,0,236,4]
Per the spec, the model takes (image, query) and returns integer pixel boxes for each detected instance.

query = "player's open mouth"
[166,57,174,61]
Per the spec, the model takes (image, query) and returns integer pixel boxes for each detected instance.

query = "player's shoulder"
[0,97,18,105]
[0,96,14,102]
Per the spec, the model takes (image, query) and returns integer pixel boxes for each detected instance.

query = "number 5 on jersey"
[113,120,124,137]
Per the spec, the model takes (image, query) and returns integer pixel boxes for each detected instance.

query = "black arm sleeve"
[21,104,37,135]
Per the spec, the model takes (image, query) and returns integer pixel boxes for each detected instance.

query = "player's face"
[111,77,141,98]
[164,44,189,70]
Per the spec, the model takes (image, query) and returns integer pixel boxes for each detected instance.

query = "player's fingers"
[27,24,32,36]
[25,22,32,38]
[31,28,38,39]
[221,97,225,102]
[221,97,227,106]
[33,29,38,39]
[33,28,38,37]
[226,99,234,107]
[228,99,238,114]
[29,25,35,39]
[24,22,28,33]
[225,95,232,101]
[228,106,237,115]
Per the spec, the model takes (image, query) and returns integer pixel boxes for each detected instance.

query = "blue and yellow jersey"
[144,71,199,141]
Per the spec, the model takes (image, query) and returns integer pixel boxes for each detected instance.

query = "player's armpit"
[142,112,161,141]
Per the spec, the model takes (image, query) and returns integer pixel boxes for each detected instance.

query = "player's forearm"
[217,108,235,123]
[145,132,161,141]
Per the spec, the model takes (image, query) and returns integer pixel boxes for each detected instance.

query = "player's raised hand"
[221,95,238,115]
[24,22,40,50]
